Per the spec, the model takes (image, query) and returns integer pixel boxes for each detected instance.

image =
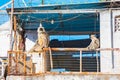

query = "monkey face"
[90,35,96,39]
[39,28,43,31]
[37,27,45,33]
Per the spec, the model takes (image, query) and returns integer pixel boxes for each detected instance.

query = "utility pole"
[42,0,44,5]
[8,0,14,75]
[10,0,14,50]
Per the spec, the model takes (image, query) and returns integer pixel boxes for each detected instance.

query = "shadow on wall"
[49,39,91,48]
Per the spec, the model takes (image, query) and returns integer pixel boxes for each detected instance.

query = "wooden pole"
[13,15,17,50]
[8,53,11,75]
[8,0,14,75]
[24,54,26,74]
[30,56,33,74]
[13,15,18,74]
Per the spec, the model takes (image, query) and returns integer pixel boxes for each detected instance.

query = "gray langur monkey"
[29,23,49,53]
[87,35,99,50]
[37,23,49,49]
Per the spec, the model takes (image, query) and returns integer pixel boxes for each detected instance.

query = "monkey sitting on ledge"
[29,24,49,53]
[87,35,99,50]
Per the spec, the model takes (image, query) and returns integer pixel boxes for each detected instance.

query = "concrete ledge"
[7,73,120,80]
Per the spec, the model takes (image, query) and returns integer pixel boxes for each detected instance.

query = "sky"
[0,0,9,6]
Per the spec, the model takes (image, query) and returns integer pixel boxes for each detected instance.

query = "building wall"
[25,30,37,51]
[100,9,120,73]
[25,9,120,73]
[0,31,10,57]
[111,10,120,73]
[0,21,10,57]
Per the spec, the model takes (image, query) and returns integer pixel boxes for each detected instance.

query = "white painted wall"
[0,22,38,57]
[25,30,37,52]
[100,9,120,73]
[111,10,120,73]
[100,10,113,73]
[0,21,10,57]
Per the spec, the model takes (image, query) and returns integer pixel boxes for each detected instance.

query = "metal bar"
[49,47,53,69]
[8,50,26,54]
[96,48,120,51]
[30,58,33,74]
[44,48,120,52]
[8,48,120,54]
[16,52,18,74]
[80,50,82,72]
[8,53,11,75]
[13,16,17,50]
[110,9,114,68]
[96,51,99,72]
[13,15,18,74]
[10,0,14,50]
[24,54,26,74]
[8,8,120,15]
[44,48,88,52]
[8,9,99,14]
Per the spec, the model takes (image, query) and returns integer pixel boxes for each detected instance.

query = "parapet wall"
[7,73,120,80]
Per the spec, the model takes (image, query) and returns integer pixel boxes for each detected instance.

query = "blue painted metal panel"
[0,0,100,9]
[6,2,110,34]
[16,13,99,33]
[14,0,99,7]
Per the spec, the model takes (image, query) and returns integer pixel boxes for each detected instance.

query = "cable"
[21,13,96,24]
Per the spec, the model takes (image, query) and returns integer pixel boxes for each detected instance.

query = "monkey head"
[37,26,46,34]
[90,35,96,39]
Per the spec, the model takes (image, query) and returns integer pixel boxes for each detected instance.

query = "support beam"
[7,8,120,15]
[8,9,100,14]
[43,48,120,52]
[8,48,120,54]
[48,31,99,35]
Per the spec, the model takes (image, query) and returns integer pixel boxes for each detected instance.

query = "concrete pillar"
[100,10,113,73]
[31,52,47,73]
[112,10,120,73]
[100,10,120,73]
